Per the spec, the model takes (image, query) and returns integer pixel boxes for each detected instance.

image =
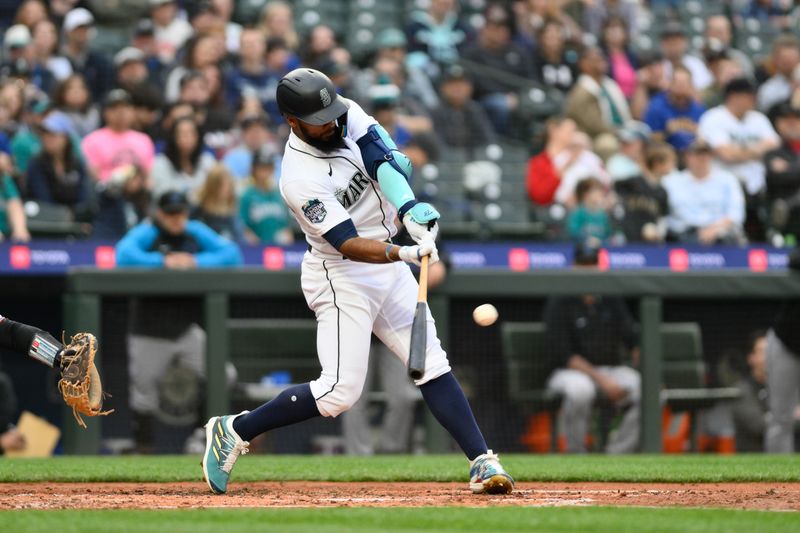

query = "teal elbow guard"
[377,160,416,213]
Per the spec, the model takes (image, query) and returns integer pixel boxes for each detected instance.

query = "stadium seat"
[500,322,563,452]
[659,322,741,450]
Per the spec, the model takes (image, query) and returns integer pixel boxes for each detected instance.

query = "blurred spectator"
[153,116,216,200]
[565,46,631,140]
[606,121,650,182]
[14,0,47,30]
[368,28,439,111]
[600,16,638,100]
[614,142,673,243]
[93,163,151,241]
[116,189,242,453]
[659,22,713,92]
[131,19,165,83]
[26,111,90,217]
[430,64,495,151]
[164,34,223,103]
[630,51,667,120]
[259,1,300,51]
[130,82,164,140]
[0,171,30,242]
[222,114,274,182]
[740,0,791,28]
[698,77,780,196]
[177,70,232,134]
[240,146,292,245]
[567,177,610,245]
[757,36,800,112]
[405,0,472,69]
[2,23,54,94]
[461,3,532,133]
[765,103,800,238]
[81,89,156,183]
[52,74,100,139]
[207,0,241,54]
[9,95,48,174]
[0,370,25,455]
[369,85,412,149]
[704,15,754,80]
[556,130,609,207]
[544,245,640,453]
[30,18,72,82]
[515,0,583,49]
[49,0,79,26]
[531,18,578,96]
[765,247,800,453]
[583,0,639,42]
[191,163,242,242]
[114,47,152,93]
[702,55,745,109]
[302,24,349,69]
[361,56,435,133]
[526,115,575,206]
[643,66,706,154]
[150,0,193,65]
[663,141,745,244]
[731,330,769,452]
[60,8,114,100]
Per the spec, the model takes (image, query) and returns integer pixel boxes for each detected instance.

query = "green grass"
[2,507,798,533]
[0,454,798,483]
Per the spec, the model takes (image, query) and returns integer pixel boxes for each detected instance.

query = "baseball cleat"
[469,449,514,494]
[201,411,249,494]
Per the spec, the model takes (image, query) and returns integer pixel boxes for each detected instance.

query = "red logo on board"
[597,248,610,271]
[10,246,30,269]
[508,248,530,272]
[669,249,689,272]
[95,246,116,269]
[748,249,768,272]
[263,247,285,270]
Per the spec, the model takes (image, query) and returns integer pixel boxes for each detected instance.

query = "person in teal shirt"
[567,177,611,245]
[0,174,30,241]
[239,147,293,245]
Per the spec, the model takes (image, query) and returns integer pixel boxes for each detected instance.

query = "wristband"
[385,244,394,262]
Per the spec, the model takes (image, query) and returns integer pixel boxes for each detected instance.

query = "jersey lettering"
[336,171,371,209]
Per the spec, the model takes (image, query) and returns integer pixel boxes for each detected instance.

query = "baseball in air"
[473,304,499,327]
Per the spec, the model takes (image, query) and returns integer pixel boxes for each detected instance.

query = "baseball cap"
[114,47,146,68]
[768,101,800,123]
[158,190,190,213]
[4,24,31,49]
[149,0,175,7]
[241,114,269,130]
[104,88,133,107]
[724,77,756,97]
[134,19,155,37]
[40,112,74,135]
[369,83,400,108]
[687,139,713,154]
[63,8,95,33]
[441,64,470,83]
[617,121,652,144]
[660,21,686,39]
[376,28,407,49]
[252,145,277,168]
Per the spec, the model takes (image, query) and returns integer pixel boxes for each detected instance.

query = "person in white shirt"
[660,22,713,92]
[149,0,194,65]
[663,141,745,244]
[698,77,781,196]
[757,35,800,112]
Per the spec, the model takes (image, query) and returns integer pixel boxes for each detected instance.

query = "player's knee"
[321,382,364,417]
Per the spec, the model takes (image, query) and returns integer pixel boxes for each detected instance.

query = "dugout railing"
[62,268,800,454]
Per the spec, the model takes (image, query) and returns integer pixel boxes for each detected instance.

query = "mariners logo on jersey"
[302,199,327,223]
[334,171,371,209]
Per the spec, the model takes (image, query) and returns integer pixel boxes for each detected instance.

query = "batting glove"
[403,203,440,244]
[398,238,439,266]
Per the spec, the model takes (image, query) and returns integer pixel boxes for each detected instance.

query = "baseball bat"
[408,255,429,380]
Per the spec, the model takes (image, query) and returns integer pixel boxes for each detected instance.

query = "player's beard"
[298,122,346,153]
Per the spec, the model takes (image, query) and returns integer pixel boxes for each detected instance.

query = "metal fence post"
[205,292,229,418]
[61,292,102,454]
[639,295,663,453]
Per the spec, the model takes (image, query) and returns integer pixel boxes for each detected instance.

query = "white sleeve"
[342,98,378,142]
[280,178,352,239]
[754,113,780,142]
[698,111,731,147]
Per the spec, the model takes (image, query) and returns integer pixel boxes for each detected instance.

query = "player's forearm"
[339,237,399,264]
[0,317,61,367]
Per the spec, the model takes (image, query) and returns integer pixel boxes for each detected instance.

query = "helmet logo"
[320,87,331,107]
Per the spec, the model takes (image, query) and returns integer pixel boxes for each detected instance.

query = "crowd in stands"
[0,0,798,249]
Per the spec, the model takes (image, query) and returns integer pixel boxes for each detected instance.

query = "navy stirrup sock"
[232,383,320,441]
[420,372,488,461]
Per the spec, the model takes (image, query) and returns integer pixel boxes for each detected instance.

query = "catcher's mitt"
[58,332,113,428]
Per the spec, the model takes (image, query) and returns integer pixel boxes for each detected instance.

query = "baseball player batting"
[0,314,111,426]
[202,68,513,495]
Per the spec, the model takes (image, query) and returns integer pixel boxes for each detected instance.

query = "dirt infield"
[1,482,798,511]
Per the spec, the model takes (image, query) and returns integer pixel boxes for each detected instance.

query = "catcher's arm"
[58,332,113,428]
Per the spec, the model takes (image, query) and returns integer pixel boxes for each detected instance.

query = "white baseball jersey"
[277,98,450,417]
[280,98,398,260]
